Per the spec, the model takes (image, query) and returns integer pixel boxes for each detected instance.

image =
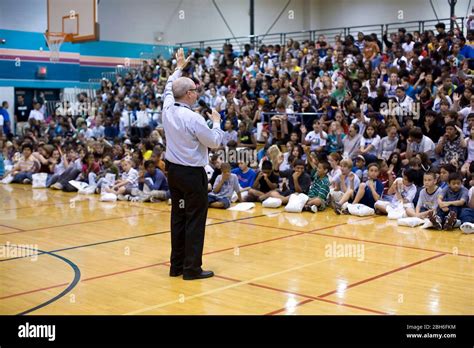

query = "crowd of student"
[1,21,474,232]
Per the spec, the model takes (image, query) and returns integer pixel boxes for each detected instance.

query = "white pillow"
[285,193,309,213]
[262,197,282,208]
[397,217,425,227]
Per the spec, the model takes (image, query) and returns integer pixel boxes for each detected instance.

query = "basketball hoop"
[44,32,67,63]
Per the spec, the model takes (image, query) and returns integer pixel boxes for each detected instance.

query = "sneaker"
[429,214,443,231]
[167,198,172,205]
[460,222,474,234]
[51,182,63,190]
[23,178,32,184]
[117,194,130,201]
[443,211,457,230]
[310,205,318,213]
[334,203,342,215]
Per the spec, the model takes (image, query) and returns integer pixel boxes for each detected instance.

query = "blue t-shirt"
[357,179,384,208]
[231,167,257,189]
[0,108,10,134]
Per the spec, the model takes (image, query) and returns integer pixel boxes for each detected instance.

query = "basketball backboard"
[47,0,99,43]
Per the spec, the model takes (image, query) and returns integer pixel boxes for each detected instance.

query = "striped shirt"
[16,155,39,173]
[308,174,330,201]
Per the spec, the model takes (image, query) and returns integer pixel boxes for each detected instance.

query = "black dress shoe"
[169,269,183,277]
[183,270,214,280]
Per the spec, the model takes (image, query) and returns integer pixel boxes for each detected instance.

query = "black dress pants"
[167,162,209,276]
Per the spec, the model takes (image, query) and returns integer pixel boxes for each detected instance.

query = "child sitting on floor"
[303,161,331,213]
[373,168,418,216]
[340,163,385,216]
[429,172,469,230]
[406,171,442,219]
[209,162,242,209]
[331,159,361,214]
[246,160,280,202]
[105,159,139,198]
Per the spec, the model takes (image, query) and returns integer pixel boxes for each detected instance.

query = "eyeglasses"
[188,88,198,93]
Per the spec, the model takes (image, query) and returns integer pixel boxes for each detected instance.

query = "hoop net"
[44,32,67,63]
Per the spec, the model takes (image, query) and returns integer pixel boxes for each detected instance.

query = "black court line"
[0,244,82,316]
[0,213,269,263]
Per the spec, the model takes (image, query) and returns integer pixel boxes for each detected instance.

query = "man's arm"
[194,109,225,149]
[163,48,191,111]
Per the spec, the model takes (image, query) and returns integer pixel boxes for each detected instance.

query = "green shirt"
[308,174,330,201]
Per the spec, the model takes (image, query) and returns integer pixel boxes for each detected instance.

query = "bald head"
[172,77,196,99]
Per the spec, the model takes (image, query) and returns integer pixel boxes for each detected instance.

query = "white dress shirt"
[163,69,224,167]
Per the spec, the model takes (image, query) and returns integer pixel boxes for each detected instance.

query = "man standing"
[163,48,224,280]
[15,95,30,137]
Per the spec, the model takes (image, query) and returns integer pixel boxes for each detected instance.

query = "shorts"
[208,194,231,209]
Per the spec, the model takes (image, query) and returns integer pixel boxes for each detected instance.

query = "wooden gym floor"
[0,184,472,315]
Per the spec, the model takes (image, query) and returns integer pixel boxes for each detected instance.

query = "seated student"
[406,171,442,219]
[262,159,312,204]
[9,143,40,184]
[438,163,456,189]
[377,159,396,194]
[459,186,474,233]
[373,168,418,215]
[105,159,139,198]
[407,157,425,187]
[129,160,170,202]
[332,159,361,214]
[89,154,119,192]
[220,119,238,149]
[208,162,242,209]
[50,149,83,191]
[232,159,257,193]
[304,119,327,153]
[246,160,279,202]
[78,152,101,184]
[352,155,368,181]
[340,163,385,214]
[327,152,342,184]
[303,161,331,213]
[429,172,469,230]
[143,160,170,201]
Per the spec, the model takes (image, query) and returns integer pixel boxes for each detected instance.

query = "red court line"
[1,218,363,300]
[213,274,387,315]
[236,218,473,259]
[266,299,314,315]
[0,211,163,236]
[318,253,446,298]
[0,282,69,300]
[265,253,446,315]
[0,224,24,232]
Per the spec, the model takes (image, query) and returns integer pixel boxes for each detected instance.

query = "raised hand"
[175,48,191,70]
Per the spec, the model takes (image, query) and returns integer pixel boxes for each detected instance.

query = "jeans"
[436,205,463,223]
[12,172,33,183]
[459,208,474,223]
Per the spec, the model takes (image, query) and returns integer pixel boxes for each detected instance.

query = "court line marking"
[213,274,387,315]
[235,220,473,258]
[0,224,24,232]
[0,211,163,235]
[0,198,88,212]
[0,216,364,299]
[0,214,269,263]
[125,244,381,315]
[0,244,81,315]
[265,253,447,315]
